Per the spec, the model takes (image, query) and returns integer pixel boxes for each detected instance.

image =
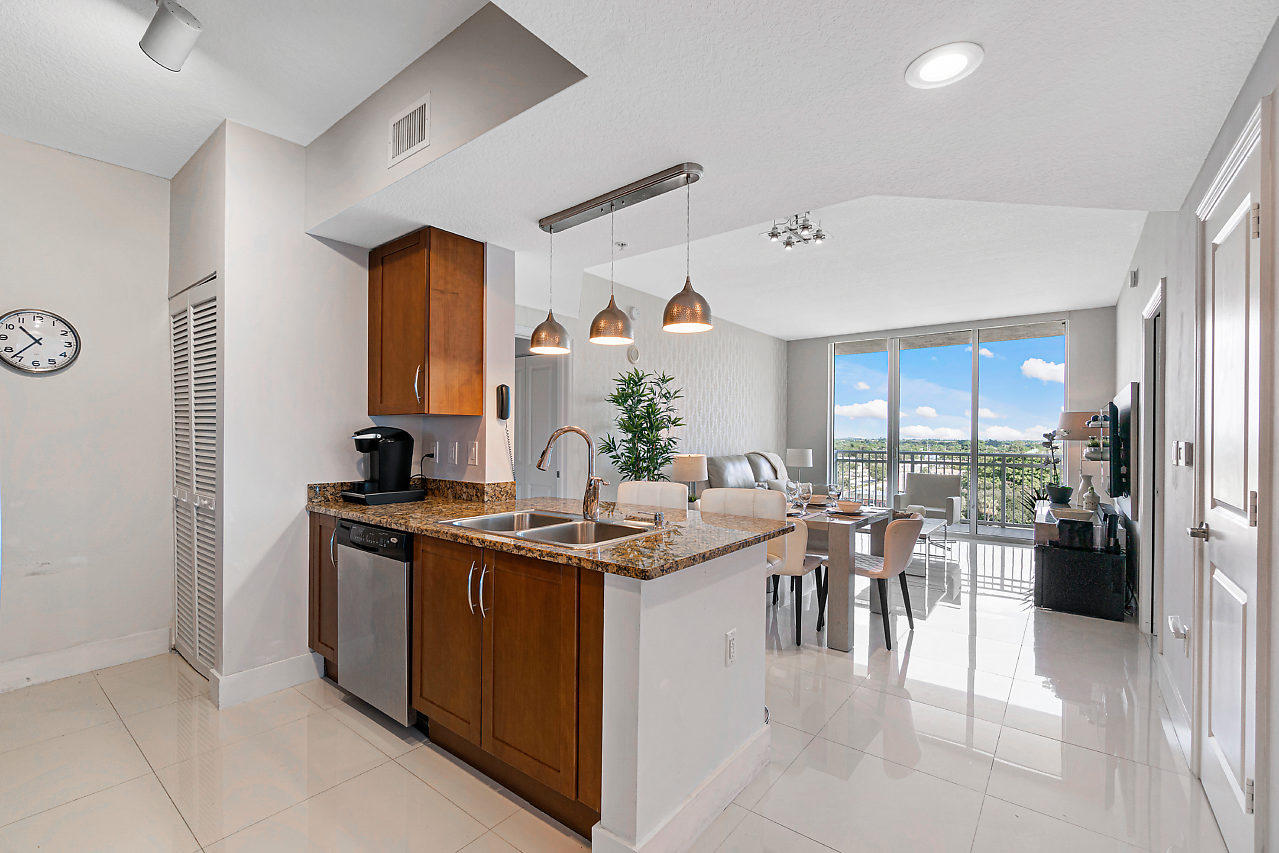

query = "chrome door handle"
[414,364,422,406]
[1188,524,1210,540]
[466,561,477,614]
[478,564,488,618]
[329,529,337,567]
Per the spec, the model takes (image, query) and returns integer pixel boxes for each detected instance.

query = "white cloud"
[1021,357,1065,383]
[981,423,1057,441]
[964,346,996,358]
[855,381,870,390]
[914,406,938,419]
[834,399,888,419]
[900,425,967,440]
[965,407,1004,419]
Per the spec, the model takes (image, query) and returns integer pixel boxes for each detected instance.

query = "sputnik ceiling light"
[529,228,570,355]
[139,0,203,71]
[589,204,634,345]
[765,212,827,250]
[662,178,712,334]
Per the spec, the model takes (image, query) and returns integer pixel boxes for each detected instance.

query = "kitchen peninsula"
[306,487,791,852]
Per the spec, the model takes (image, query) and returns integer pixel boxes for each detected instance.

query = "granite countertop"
[306,492,792,581]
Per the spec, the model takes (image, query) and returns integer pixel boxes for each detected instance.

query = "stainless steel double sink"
[447,510,662,549]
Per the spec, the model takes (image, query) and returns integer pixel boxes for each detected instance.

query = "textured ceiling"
[312,0,1276,321]
[0,0,485,177]
[586,197,1148,340]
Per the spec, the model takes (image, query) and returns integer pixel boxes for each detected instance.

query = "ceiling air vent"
[388,93,430,167]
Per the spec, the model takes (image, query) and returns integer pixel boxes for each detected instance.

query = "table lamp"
[670,453,708,502]
[785,448,813,482]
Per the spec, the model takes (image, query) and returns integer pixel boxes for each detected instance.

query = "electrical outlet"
[725,629,737,666]
[468,441,478,466]
[450,442,459,465]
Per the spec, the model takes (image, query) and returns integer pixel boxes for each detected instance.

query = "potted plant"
[598,369,686,482]
[1041,431,1073,504]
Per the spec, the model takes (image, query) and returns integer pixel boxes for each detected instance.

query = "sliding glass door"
[831,321,1066,539]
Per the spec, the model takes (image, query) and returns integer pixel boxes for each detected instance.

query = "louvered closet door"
[169,279,220,677]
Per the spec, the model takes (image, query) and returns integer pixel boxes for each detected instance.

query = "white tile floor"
[0,541,1225,852]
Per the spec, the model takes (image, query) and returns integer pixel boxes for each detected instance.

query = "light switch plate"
[450,442,459,465]
[725,629,736,666]
[468,442,478,466]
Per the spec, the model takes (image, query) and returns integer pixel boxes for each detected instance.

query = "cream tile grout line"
[91,665,203,849]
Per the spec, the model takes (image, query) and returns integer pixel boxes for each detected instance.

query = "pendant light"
[663,179,713,334]
[529,228,570,355]
[589,204,634,345]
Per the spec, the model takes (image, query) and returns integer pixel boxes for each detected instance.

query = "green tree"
[598,369,685,482]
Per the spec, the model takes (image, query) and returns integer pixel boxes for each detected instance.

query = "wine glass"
[798,482,813,507]
[784,480,800,510]
[825,483,842,508]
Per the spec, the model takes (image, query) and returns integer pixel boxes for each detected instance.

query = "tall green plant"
[598,369,685,482]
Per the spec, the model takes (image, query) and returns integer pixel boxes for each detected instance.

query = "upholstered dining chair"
[700,488,824,646]
[616,480,688,510]
[854,513,924,650]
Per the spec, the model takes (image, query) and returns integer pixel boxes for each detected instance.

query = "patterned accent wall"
[517,273,788,498]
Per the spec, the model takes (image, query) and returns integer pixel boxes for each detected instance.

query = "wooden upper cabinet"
[481,550,580,798]
[368,227,485,416]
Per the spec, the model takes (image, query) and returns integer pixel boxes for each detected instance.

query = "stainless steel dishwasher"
[335,520,414,726]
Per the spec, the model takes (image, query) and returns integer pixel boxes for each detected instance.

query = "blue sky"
[834,335,1065,441]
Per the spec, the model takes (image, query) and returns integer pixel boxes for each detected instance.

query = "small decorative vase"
[1077,473,1093,503]
[1082,479,1101,512]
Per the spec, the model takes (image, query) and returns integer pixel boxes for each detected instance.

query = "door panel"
[413,537,483,744]
[1197,113,1262,852]
[427,228,485,415]
[515,355,562,498]
[369,231,427,414]
[308,513,338,663]
[481,550,579,797]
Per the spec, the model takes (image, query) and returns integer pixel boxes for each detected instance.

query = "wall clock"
[0,309,81,373]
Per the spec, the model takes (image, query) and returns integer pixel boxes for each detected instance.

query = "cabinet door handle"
[478,564,488,618]
[466,560,477,614]
[414,364,423,406]
[329,529,337,567]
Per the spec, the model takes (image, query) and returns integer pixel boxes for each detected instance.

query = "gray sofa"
[705,451,795,491]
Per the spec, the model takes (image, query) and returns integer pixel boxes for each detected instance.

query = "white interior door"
[515,354,563,498]
[1196,111,1264,852]
[169,279,220,678]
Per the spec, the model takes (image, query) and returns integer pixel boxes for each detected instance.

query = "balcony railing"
[832,448,1055,528]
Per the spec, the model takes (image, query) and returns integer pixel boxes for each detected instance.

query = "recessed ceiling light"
[905,42,984,89]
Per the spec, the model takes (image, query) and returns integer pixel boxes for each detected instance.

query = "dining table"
[789,504,893,652]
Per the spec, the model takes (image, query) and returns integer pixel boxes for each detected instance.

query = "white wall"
[219,122,369,682]
[785,307,1117,485]
[516,273,789,500]
[169,126,225,296]
[305,3,584,241]
[0,133,172,690]
[1113,22,1279,831]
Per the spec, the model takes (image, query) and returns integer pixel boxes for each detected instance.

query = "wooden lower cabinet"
[307,513,339,664]
[412,537,484,744]
[412,536,603,833]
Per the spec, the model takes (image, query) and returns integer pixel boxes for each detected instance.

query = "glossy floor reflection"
[698,539,1225,853]
[0,653,585,852]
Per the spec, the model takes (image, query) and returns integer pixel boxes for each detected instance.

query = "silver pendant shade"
[663,179,712,334]
[529,229,571,355]
[662,276,712,333]
[590,207,634,346]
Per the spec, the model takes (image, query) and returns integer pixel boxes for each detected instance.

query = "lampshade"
[529,309,570,355]
[670,453,708,483]
[785,448,813,468]
[1056,411,1101,440]
[662,276,713,333]
[589,295,633,345]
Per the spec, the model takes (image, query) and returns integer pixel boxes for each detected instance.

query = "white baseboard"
[0,627,171,694]
[210,651,323,708]
[1155,649,1195,770]
[592,724,770,853]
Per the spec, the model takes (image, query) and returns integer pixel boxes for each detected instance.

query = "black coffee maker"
[340,427,426,505]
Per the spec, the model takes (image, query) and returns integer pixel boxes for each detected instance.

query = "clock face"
[0,309,81,374]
